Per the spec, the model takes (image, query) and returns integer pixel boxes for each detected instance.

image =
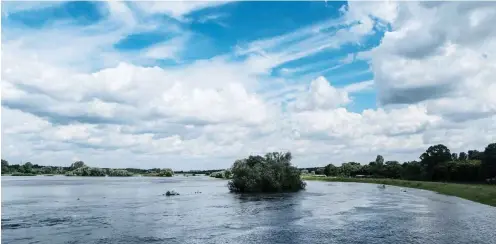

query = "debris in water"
[165,190,180,196]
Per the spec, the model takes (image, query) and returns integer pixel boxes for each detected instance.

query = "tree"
[468,150,483,160]
[71,161,86,170]
[420,144,451,180]
[400,161,423,180]
[340,162,361,177]
[451,153,458,161]
[375,155,384,166]
[42,167,53,174]
[228,152,306,193]
[23,162,33,174]
[482,143,496,179]
[224,169,232,179]
[459,152,468,161]
[2,159,9,174]
[315,167,325,175]
[324,164,337,176]
[384,161,402,178]
[157,168,174,177]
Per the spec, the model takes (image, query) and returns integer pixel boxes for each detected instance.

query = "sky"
[1,1,496,170]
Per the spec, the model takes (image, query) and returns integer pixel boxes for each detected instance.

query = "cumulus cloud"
[364,2,496,121]
[290,76,351,111]
[1,1,495,170]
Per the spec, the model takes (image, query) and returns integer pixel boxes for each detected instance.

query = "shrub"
[210,171,226,178]
[227,152,306,193]
[157,168,174,177]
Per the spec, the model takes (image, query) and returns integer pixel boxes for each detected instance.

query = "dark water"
[2,176,496,244]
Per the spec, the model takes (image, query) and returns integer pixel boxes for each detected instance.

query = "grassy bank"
[302,175,496,207]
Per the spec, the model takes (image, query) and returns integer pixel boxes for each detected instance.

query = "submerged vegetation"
[227,152,306,193]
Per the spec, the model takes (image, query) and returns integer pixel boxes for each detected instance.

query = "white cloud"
[130,1,231,21]
[290,76,351,112]
[2,1,495,170]
[343,80,374,93]
[365,1,496,123]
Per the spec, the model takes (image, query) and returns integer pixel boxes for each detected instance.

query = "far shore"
[302,175,496,207]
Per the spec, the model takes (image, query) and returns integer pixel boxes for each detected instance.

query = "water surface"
[2,176,496,244]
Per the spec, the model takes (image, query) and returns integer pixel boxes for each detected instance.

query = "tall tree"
[482,143,496,179]
[451,153,458,161]
[324,164,337,176]
[375,155,384,166]
[70,161,86,170]
[23,162,33,173]
[384,161,402,179]
[468,150,483,160]
[420,144,451,180]
[1,159,9,173]
[459,152,468,161]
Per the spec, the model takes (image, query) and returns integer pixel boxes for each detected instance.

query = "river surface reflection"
[2,176,496,244]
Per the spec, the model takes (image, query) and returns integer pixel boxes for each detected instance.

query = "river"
[2,176,496,244]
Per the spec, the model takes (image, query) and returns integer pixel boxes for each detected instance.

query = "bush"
[210,171,226,178]
[227,152,306,193]
[157,168,174,177]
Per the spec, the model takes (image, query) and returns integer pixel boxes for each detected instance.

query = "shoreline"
[302,175,496,207]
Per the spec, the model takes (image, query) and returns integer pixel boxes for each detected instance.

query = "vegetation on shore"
[209,170,232,179]
[301,175,496,207]
[303,143,496,184]
[1,160,174,177]
[227,152,306,193]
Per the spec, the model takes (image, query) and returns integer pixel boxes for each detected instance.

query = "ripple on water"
[1,215,109,230]
[2,177,496,244]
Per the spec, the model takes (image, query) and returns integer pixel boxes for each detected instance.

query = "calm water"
[2,176,496,244]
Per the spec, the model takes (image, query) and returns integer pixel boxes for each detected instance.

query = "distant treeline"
[304,143,496,184]
[1,160,174,177]
[3,143,495,183]
[175,169,226,175]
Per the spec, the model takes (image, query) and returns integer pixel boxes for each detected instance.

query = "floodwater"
[2,176,496,244]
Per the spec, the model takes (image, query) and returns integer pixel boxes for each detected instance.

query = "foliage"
[209,170,231,179]
[156,168,174,177]
[227,152,306,193]
[324,164,337,176]
[420,144,452,180]
[315,167,325,175]
[313,142,495,184]
[482,143,496,179]
[2,159,9,174]
[70,161,86,170]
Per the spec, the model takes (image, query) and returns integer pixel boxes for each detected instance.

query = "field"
[302,175,496,207]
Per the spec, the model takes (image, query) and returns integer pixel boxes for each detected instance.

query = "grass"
[302,175,496,207]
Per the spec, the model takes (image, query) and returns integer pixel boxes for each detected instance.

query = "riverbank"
[302,175,496,207]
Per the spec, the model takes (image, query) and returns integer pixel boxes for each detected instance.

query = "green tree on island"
[227,152,306,193]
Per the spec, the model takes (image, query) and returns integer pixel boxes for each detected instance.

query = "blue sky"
[2,1,378,112]
[2,1,495,169]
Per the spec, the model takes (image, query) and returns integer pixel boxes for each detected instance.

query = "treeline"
[1,160,174,177]
[318,143,496,184]
[176,169,225,175]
